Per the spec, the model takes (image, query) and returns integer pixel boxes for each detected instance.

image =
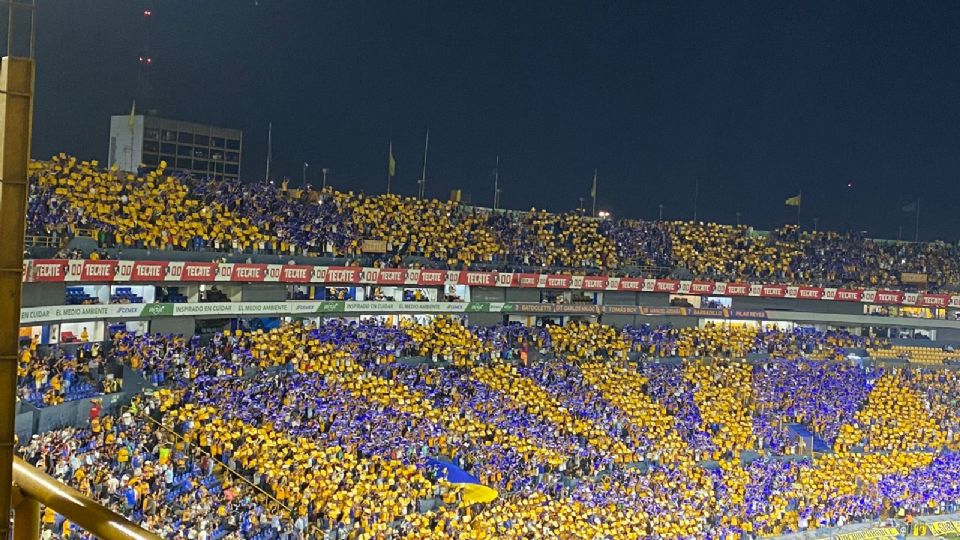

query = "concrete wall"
[149,317,196,337]
[638,315,699,328]
[602,292,638,305]
[929,328,960,342]
[636,293,672,307]
[472,287,506,302]
[467,313,506,327]
[734,296,864,315]
[240,284,287,302]
[503,289,540,302]
[21,282,66,308]
[602,314,636,328]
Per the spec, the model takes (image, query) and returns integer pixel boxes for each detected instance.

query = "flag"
[425,459,498,503]
[785,194,801,207]
[388,142,396,177]
[902,201,918,212]
[128,100,136,129]
[590,169,597,198]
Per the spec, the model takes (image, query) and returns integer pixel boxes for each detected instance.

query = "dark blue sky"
[30,1,960,240]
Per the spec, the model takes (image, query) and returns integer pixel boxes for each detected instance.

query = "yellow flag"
[128,100,136,129]
[388,142,396,177]
[785,194,801,206]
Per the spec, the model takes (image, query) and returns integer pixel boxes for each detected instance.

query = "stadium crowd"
[26,156,960,289]
[16,316,960,539]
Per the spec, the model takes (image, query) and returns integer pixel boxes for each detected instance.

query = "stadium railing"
[127,405,323,537]
[11,455,161,540]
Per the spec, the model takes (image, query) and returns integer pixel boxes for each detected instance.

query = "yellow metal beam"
[0,54,34,540]
[13,457,162,540]
[12,492,38,540]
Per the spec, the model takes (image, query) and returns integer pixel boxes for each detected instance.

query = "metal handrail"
[128,405,293,517]
[12,456,162,540]
[131,405,324,536]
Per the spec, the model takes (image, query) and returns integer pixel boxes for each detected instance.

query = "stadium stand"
[25,156,960,289]
[16,318,960,538]
[20,154,960,538]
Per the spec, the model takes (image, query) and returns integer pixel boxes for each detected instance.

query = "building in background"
[108,114,242,181]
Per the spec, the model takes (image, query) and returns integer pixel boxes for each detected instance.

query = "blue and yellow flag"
[426,458,498,503]
[785,194,801,206]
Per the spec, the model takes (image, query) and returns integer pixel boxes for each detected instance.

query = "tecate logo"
[327,269,355,282]
[135,265,163,278]
[466,273,490,285]
[380,270,404,281]
[421,271,443,282]
[85,264,112,277]
[284,268,309,280]
[186,266,211,278]
[34,264,63,277]
[726,284,748,295]
[234,267,262,279]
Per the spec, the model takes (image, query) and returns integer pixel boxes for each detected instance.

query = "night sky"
[29,1,960,240]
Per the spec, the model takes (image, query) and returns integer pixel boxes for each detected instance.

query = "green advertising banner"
[17,300,769,325]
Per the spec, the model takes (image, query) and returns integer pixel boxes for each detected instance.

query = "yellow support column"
[0,55,34,540]
[13,495,40,540]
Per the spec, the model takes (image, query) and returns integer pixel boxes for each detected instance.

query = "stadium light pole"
[302,162,308,190]
[321,168,329,190]
[658,204,663,221]
[0,3,36,536]
[419,127,429,199]
[736,212,741,227]
[692,178,699,222]
[493,155,500,210]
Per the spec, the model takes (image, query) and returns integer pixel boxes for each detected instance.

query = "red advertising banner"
[725,283,750,296]
[834,289,864,302]
[581,275,609,290]
[79,260,118,281]
[130,261,168,282]
[873,290,905,305]
[760,284,787,298]
[21,258,955,310]
[795,286,824,300]
[325,267,361,284]
[918,293,950,308]
[29,259,69,282]
[544,274,573,289]
[459,271,497,287]
[653,279,681,293]
[178,262,217,282]
[231,264,268,282]
[376,268,407,285]
[689,280,715,295]
[517,273,541,288]
[280,265,313,283]
[416,269,447,286]
[617,277,644,291]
